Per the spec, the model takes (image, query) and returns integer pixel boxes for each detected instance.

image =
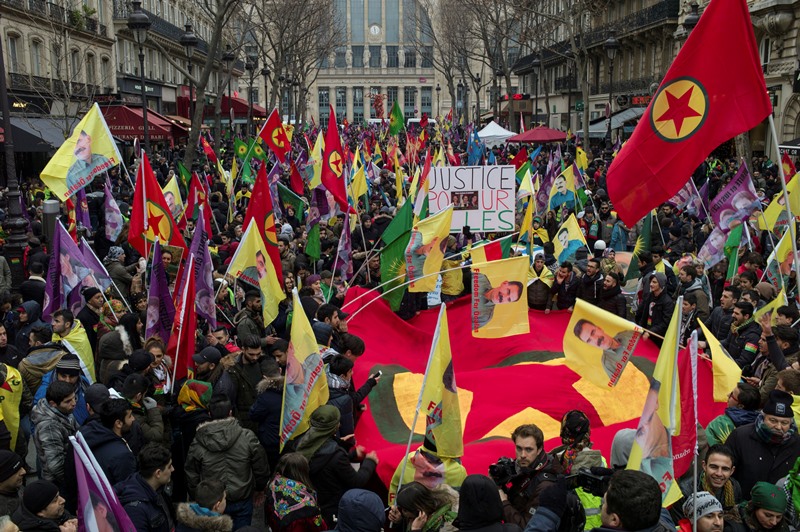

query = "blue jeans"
[225,497,254,530]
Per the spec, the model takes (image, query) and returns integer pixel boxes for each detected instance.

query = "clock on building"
[370,24,381,36]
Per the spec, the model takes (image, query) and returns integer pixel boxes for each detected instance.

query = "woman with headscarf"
[452,475,520,532]
[171,380,212,503]
[388,481,457,532]
[95,299,125,344]
[266,453,327,532]
[103,246,142,302]
[296,405,378,525]
[724,482,789,532]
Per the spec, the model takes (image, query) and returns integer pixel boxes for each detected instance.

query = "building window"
[368,0,381,26]
[334,0,346,37]
[404,48,416,68]
[31,40,42,77]
[352,45,364,68]
[760,38,771,67]
[386,0,399,42]
[404,87,416,117]
[387,86,398,109]
[336,87,346,118]
[386,46,398,68]
[351,0,364,42]
[353,87,364,123]
[318,87,329,127]
[7,35,19,74]
[102,57,112,88]
[421,86,432,115]
[70,49,80,81]
[52,43,63,77]
[402,0,415,42]
[86,54,96,86]
[370,86,380,117]
[369,46,381,68]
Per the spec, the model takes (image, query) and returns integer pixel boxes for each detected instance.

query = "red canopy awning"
[220,95,267,118]
[147,108,189,140]
[101,105,172,143]
[506,126,567,143]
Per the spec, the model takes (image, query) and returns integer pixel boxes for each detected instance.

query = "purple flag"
[709,164,760,232]
[74,188,92,233]
[267,161,284,219]
[145,240,176,343]
[104,176,123,242]
[44,222,95,320]
[79,239,113,292]
[187,208,216,328]
[72,432,135,532]
[337,215,353,281]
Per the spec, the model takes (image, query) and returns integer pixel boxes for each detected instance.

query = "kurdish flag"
[389,99,405,136]
[698,321,742,403]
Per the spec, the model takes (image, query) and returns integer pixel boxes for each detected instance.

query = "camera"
[489,456,519,488]
[564,467,612,497]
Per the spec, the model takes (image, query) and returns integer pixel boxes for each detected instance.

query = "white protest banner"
[427,165,515,232]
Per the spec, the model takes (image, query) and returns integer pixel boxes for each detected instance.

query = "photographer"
[492,424,562,528]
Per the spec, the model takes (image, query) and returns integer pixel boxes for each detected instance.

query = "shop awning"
[219,95,267,118]
[147,109,189,140]
[1,119,59,152]
[101,105,172,142]
[166,114,191,128]
[575,107,646,139]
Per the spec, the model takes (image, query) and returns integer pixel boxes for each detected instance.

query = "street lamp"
[473,74,481,124]
[180,22,198,138]
[435,83,441,118]
[457,80,463,123]
[127,0,151,155]
[531,57,541,131]
[284,76,293,123]
[604,33,620,162]
[0,12,26,284]
[222,44,236,132]
[261,67,270,109]
[245,48,258,136]
[683,2,700,33]
[565,50,575,138]
[292,80,300,123]
[493,69,503,121]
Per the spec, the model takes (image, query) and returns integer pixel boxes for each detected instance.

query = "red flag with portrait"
[243,163,284,282]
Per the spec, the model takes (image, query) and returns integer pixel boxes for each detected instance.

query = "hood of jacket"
[20,300,42,323]
[80,417,123,449]
[334,489,385,532]
[116,325,135,356]
[176,503,233,531]
[726,407,760,427]
[455,475,504,530]
[193,417,243,453]
[115,473,158,507]
[11,502,63,531]
[30,397,74,428]
[683,278,703,293]
[256,376,284,395]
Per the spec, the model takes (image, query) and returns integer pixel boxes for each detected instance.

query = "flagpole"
[768,115,800,291]
[170,254,194,395]
[396,302,443,497]
[689,330,700,532]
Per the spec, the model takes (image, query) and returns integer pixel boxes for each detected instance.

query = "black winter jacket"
[726,422,800,496]
[79,418,137,486]
[115,473,173,532]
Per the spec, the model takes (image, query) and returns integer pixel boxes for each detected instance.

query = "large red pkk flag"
[258,109,291,164]
[129,152,188,257]
[321,105,356,213]
[344,287,723,484]
[606,0,771,225]
[167,254,196,388]
[243,162,284,282]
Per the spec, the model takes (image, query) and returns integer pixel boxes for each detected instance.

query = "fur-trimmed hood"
[256,375,285,394]
[176,503,233,531]
[117,325,135,356]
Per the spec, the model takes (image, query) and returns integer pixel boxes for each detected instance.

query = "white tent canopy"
[478,121,515,146]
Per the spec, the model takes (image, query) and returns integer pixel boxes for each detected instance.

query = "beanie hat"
[561,410,591,441]
[750,482,788,513]
[312,322,333,346]
[0,451,23,482]
[23,480,59,514]
[55,353,81,377]
[652,272,668,290]
[128,350,155,372]
[763,390,794,418]
[305,274,321,285]
[682,491,723,520]
[81,286,102,302]
[106,246,125,262]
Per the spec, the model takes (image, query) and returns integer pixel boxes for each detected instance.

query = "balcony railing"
[554,75,578,92]
[31,75,50,91]
[28,0,46,14]
[48,2,64,21]
[597,75,661,95]
[9,73,31,90]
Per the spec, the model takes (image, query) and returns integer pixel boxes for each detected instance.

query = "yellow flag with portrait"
[553,214,588,264]
[405,205,453,292]
[41,103,122,200]
[224,221,284,325]
[161,176,185,223]
[470,255,529,338]
[564,299,643,389]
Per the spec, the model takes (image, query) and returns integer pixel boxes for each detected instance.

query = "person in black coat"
[296,405,378,525]
[549,262,579,311]
[12,479,76,532]
[79,398,137,486]
[75,287,103,355]
[576,258,604,307]
[171,379,213,504]
[635,272,675,347]
[115,443,174,532]
[598,272,627,318]
[722,302,763,369]
[454,474,522,532]
[18,262,46,309]
[249,372,283,471]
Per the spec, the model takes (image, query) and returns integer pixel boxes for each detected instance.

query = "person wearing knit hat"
[296,405,378,525]
[0,450,25,517]
[76,285,104,352]
[680,492,723,532]
[727,389,800,495]
[32,353,92,425]
[13,479,76,530]
[724,482,789,532]
[635,271,675,347]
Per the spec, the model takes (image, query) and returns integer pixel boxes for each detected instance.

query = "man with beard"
[0,324,21,368]
[79,398,137,486]
[0,450,25,517]
[12,479,77,532]
[76,287,104,355]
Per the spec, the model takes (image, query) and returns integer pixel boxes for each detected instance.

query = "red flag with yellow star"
[129,152,189,257]
[185,172,212,233]
[258,108,291,164]
[321,105,355,213]
[606,0,771,225]
[243,162,284,282]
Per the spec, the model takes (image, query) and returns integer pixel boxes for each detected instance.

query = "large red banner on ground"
[344,287,725,484]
